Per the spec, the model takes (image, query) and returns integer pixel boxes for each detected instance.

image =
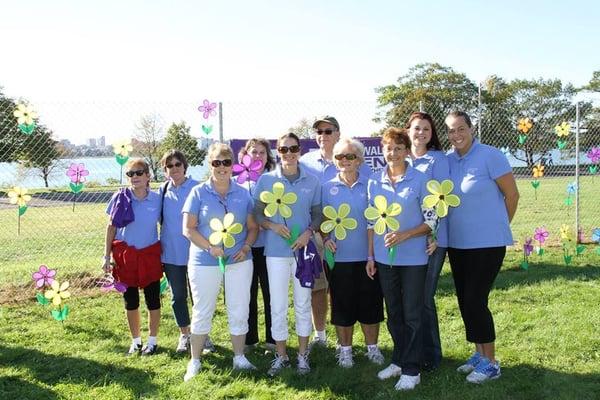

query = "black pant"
[378,263,426,376]
[448,247,506,343]
[246,247,274,345]
[123,280,161,311]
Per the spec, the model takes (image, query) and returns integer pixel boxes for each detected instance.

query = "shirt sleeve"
[105,191,119,215]
[487,147,512,180]
[182,187,201,215]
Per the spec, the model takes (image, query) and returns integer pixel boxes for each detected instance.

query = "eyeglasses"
[315,129,336,135]
[125,169,145,177]
[334,153,358,161]
[278,145,300,154]
[166,161,183,169]
[211,159,232,167]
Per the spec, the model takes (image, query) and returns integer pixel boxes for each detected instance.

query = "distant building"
[87,138,97,147]
[98,136,106,147]
[199,137,215,149]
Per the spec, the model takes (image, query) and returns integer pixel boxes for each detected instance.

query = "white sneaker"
[176,334,190,353]
[365,347,385,365]
[336,348,354,368]
[297,352,311,374]
[395,374,420,391]
[377,363,402,380]
[267,354,290,376]
[233,355,257,370]
[183,359,201,382]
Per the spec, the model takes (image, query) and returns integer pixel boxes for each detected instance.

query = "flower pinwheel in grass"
[198,99,217,119]
[32,265,56,288]
[364,195,401,235]
[113,139,133,158]
[521,237,534,270]
[8,186,31,208]
[517,118,533,134]
[66,163,89,184]
[534,227,549,244]
[44,280,71,306]
[209,213,242,248]
[560,224,574,243]
[587,147,600,163]
[233,154,263,184]
[260,182,297,219]
[321,203,357,241]
[423,179,461,218]
[532,164,544,178]
[14,103,38,126]
[555,122,570,137]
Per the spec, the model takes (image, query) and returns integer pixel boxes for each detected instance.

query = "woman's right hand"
[366,260,376,280]
[209,246,225,258]
[324,238,337,253]
[270,223,291,240]
[102,259,112,273]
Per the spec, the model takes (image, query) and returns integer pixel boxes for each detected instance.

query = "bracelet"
[102,255,111,261]
[367,256,374,262]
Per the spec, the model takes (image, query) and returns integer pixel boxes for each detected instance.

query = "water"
[0,157,208,189]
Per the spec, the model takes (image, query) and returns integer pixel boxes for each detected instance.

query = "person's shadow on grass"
[0,344,158,399]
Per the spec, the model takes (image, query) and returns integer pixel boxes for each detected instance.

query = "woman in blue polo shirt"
[103,158,163,357]
[445,111,519,384]
[322,137,384,369]
[365,128,435,391]
[253,132,321,377]
[182,143,259,381]
[405,111,450,371]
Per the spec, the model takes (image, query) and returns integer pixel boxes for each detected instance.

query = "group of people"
[102,110,519,391]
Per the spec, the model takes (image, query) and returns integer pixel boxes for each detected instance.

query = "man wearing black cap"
[300,116,371,349]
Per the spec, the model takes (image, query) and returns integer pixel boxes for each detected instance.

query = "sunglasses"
[278,145,300,154]
[334,153,358,161]
[315,129,336,135]
[211,159,232,168]
[125,169,146,177]
[166,161,183,169]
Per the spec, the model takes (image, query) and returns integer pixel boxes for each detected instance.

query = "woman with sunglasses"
[237,138,277,353]
[103,158,163,356]
[365,128,436,391]
[159,150,217,354]
[445,111,519,384]
[405,112,449,371]
[253,132,321,376]
[321,137,384,369]
[182,143,259,381]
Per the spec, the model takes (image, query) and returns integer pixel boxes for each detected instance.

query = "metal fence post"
[219,102,224,142]
[575,101,580,242]
[419,100,423,112]
[478,82,482,141]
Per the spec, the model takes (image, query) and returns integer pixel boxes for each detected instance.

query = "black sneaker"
[127,342,142,356]
[141,344,158,356]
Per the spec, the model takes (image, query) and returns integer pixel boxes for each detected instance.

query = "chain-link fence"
[1,96,599,301]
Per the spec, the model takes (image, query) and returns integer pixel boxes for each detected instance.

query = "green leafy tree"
[17,125,62,188]
[133,114,164,181]
[288,118,314,139]
[0,89,27,162]
[375,63,479,145]
[159,121,206,168]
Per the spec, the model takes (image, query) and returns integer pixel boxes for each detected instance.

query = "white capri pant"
[267,256,313,341]
[188,259,253,336]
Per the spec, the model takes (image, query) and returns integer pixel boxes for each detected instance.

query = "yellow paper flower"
[422,179,461,218]
[260,182,297,218]
[560,224,574,242]
[364,195,402,235]
[113,139,133,157]
[44,280,71,306]
[517,118,533,134]
[321,203,358,240]
[8,186,32,207]
[555,122,570,137]
[13,103,38,126]
[532,164,544,178]
[209,212,243,248]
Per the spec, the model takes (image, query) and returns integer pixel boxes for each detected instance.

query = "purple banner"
[230,137,385,171]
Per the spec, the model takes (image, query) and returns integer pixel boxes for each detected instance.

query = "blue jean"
[422,247,447,368]
[163,263,191,328]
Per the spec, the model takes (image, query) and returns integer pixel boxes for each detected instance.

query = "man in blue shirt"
[299,116,371,348]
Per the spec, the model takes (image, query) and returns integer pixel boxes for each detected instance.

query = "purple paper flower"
[100,274,127,293]
[534,227,549,244]
[232,154,263,184]
[198,99,217,119]
[32,264,56,288]
[587,147,600,164]
[66,163,89,184]
[523,238,533,257]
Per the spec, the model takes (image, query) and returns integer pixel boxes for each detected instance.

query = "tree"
[375,63,479,145]
[0,89,27,162]
[133,114,164,181]
[159,121,207,167]
[17,125,62,188]
[288,118,314,139]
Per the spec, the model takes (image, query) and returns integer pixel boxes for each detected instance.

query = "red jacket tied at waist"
[111,240,162,288]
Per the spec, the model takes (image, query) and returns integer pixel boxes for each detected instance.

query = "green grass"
[1,253,599,399]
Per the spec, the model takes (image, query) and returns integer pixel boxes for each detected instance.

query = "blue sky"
[1,0,599,142]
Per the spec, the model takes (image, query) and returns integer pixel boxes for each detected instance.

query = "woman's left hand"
[384,231,409,248]
[232,244,251,262]
[291,230,311,252]
[426,236,438,255]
